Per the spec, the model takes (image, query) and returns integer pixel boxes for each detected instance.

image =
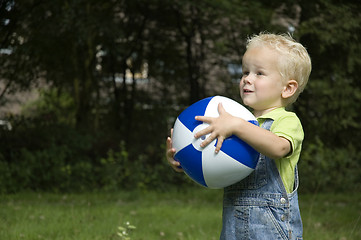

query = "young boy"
[166,33,312,239]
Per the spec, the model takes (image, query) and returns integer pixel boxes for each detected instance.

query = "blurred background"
[0,0,360,194]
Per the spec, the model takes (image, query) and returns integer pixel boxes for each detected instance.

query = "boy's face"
[240,46,287,115]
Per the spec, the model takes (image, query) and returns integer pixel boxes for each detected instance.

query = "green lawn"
[0,189,360,240]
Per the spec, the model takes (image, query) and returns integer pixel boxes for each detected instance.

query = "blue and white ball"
[172,96,260,189]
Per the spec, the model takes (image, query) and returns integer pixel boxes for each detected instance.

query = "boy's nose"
[241,75,252,86]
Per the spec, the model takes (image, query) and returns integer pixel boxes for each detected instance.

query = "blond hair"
[246,33,312,105]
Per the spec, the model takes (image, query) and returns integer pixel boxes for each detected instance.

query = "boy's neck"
[253,106,283,118]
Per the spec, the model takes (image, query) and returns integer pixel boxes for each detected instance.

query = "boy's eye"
[257,72,263,76]
[243,71,249,76]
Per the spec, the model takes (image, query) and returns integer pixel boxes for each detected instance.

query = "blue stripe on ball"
[178,96,213,132]
[218,136,259,169]
[217,120,259,169]
[174,144,207,187]
[248,120,259,126]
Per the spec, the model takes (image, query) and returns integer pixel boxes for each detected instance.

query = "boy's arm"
[195,104,291,160]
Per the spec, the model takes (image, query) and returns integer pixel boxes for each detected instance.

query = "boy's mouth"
[243,89,253,93]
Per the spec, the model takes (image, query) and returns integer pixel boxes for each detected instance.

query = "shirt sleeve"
[270,115,304,157]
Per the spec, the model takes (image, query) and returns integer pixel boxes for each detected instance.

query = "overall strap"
[261,118,274,131]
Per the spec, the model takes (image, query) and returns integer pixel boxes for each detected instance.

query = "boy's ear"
[282,80,298,99]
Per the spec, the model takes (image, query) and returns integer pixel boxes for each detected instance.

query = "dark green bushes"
[0,120,92,193]
[299,138,361,193]
[0,116,191,193]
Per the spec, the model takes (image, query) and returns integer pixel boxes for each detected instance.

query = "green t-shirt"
[257,107,304,193]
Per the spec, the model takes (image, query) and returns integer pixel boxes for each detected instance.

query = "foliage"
[22,88,76,126]
[117,222,136,240]
[294,0,361,192]
[299,138,361,193]
[0,116,193,193]
[0,119,95,193]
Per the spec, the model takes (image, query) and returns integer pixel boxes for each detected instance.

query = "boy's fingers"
[169,158,184,172]
[173,164,184,172]
[166,136,173,148]
[215,137,224,153]
[166,147,175,158]
[165,129,183,173]
[194,127,211,139]
[166,129,173,147]
[200,132,217,148]
[218,103,225,113]
[167,150,184,172]
[195,115,213,123]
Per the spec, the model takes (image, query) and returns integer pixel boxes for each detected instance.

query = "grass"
[0,188,360,240]
[300,193,361,240]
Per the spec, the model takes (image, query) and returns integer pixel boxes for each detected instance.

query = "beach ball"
[172,96,260,189]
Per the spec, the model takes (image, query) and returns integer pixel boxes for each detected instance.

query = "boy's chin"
[241,100,254,108]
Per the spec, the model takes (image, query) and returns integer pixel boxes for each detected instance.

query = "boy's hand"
[194,103,240,153]
[166,129,184,172]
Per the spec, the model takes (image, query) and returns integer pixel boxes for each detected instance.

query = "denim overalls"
[220,119,303,240]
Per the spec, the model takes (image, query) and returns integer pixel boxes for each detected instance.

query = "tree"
[295,0,361,191]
